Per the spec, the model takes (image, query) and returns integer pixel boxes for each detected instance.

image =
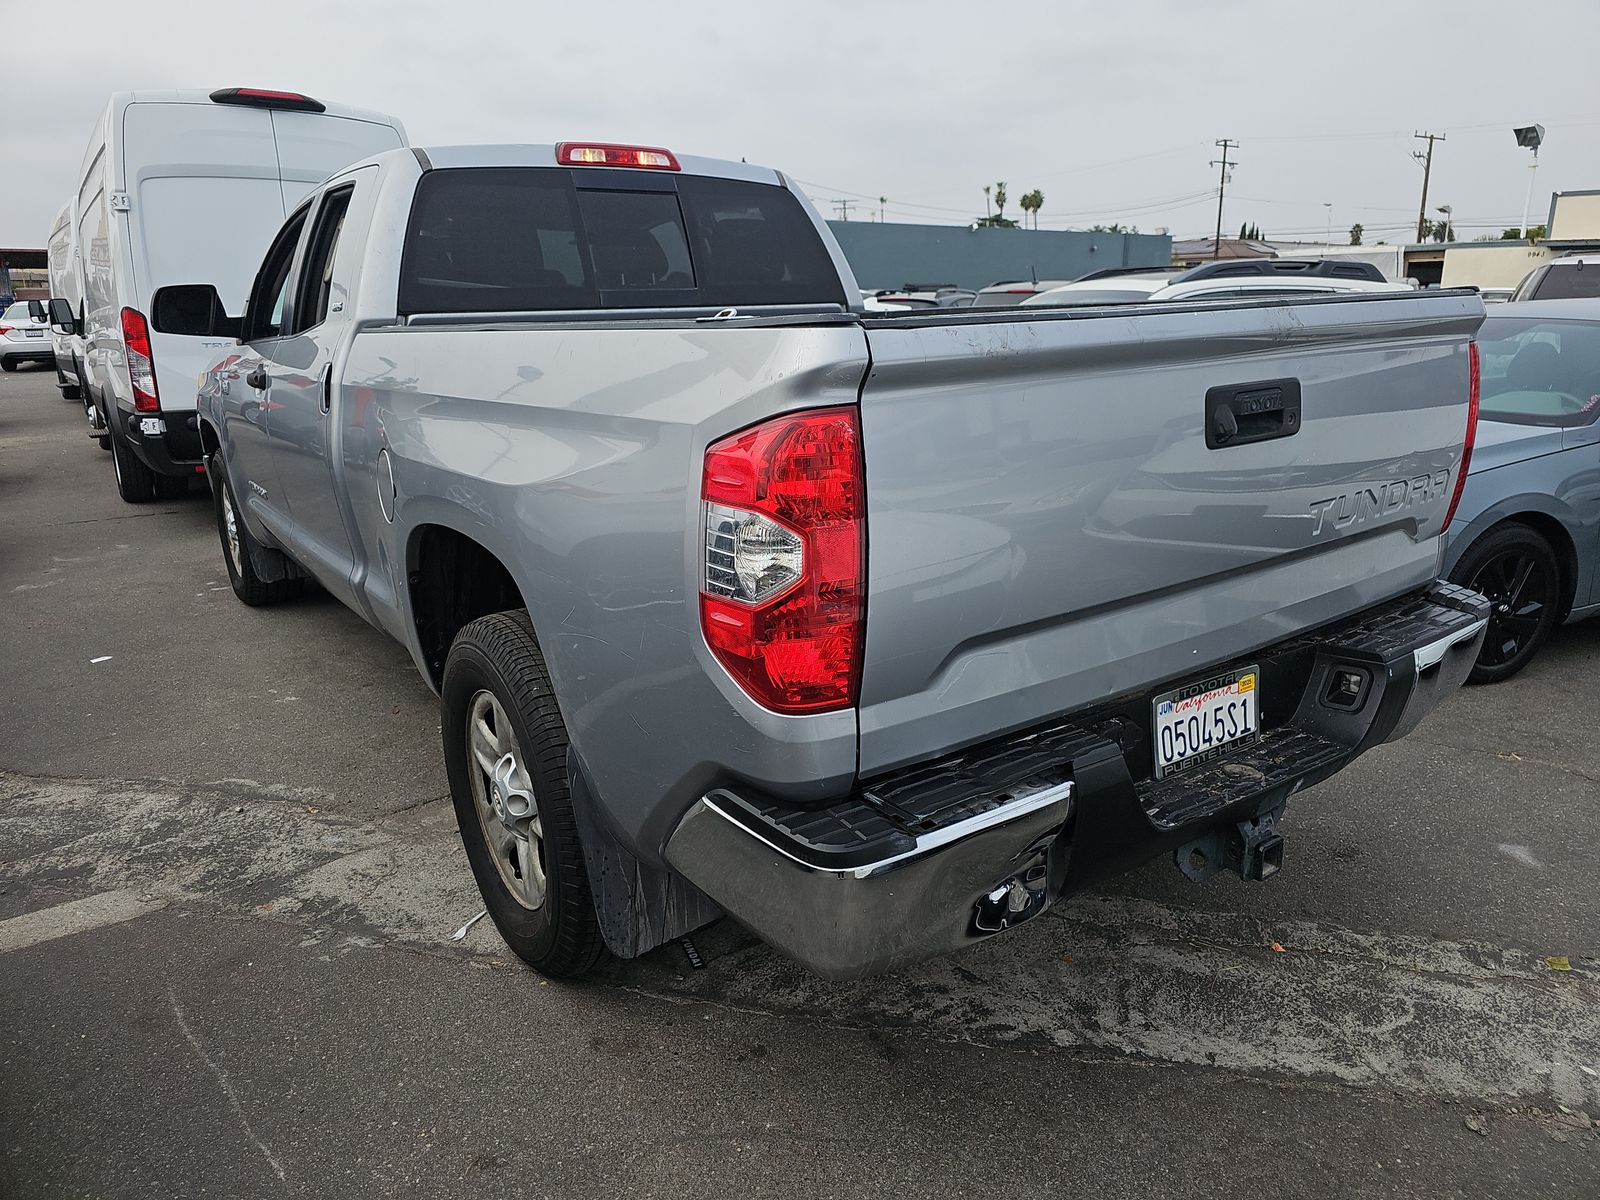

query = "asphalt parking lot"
[2,364,1597,1198]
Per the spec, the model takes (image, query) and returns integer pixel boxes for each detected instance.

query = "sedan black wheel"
[1449,524,1563,684]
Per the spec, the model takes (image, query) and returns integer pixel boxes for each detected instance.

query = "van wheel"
[441,610,605,979]
[0,360,16,372]
[110,428,157,502]
[211,455,303,606]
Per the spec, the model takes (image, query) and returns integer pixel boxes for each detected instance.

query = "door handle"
[320,362,333,414]
[246,366,268,391]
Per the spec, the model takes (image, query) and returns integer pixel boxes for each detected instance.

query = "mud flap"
[567,753,723,960]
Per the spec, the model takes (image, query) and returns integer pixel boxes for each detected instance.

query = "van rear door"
[123,101,287,415]
[267,110,404,209]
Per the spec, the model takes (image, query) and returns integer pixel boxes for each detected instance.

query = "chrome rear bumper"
[666,778,1076,980]
[664,583,1489,980]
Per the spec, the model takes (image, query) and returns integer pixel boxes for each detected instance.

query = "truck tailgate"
[855,291,1484,775]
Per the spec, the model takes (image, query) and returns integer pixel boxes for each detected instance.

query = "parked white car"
[1020,274,1177,307]
[71,87,406,499]
[0,301,54,372]
[1024,274,1410,308]
[46,199,85,401]
[1510,253,1600,302]
[1142,276,1414,303]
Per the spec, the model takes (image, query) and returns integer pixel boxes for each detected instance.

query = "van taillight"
[1442,341,1479,533]
[120,307,159,413]
[700,407,865,713]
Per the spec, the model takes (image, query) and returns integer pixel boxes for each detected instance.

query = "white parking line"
[0,888,166,954]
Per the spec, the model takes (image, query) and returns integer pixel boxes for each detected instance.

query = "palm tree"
[994,181,1008,222]
[983,185,992,219]
[1020,189,1044,229]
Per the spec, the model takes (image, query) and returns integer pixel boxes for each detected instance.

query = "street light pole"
[1513,125,1546,239]
[1520,149,1540,239]
[1324,202,1333,250]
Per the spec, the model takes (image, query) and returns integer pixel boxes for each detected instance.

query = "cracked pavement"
[2,367,1597,1198]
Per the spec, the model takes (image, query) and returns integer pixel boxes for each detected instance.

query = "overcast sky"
[5,0,1599,247]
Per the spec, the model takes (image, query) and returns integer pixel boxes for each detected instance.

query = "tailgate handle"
[1205,378,1302,449]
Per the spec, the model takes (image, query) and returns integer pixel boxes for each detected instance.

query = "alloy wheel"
[221,485,241,573]
[1468,548,1551,669]
[465,689,547,909]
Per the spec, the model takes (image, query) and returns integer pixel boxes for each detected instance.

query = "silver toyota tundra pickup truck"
[161,140,1489,980]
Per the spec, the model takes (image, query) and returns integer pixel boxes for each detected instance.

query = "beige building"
[1438,189,1600,291]
[1544,188,1600,251]
[1440,242,1552,289]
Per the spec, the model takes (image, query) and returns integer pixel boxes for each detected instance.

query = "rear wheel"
[109,426,158,503]
[211,455,303,606]
[0,360,16,372]
[60,382,81,400]
[441,609,605,979]
[1449,524,1563,684]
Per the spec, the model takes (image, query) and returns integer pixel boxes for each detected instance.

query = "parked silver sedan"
[1443,300,1600,681]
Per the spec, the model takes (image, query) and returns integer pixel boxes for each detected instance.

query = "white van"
[73,87,406,500]
[46,198,86,402]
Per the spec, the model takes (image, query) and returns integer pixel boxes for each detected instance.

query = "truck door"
[226,202,311,537]
[261,178,363,607]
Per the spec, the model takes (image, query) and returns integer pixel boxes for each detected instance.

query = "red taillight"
[209,88,326,113]
[700,407,865,713]
[120,307,160,413]
[1442,341,1479,533]
[556,141,681,171]
[0,326,10,335]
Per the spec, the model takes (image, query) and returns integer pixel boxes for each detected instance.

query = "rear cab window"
[397,167,846,315]
[1476,317,1600,427]
[1526,265,1600,302]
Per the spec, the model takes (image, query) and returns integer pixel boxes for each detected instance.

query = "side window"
[243,208,310,342]
[292,185,356,334]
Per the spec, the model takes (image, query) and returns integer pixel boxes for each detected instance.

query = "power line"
[1211,139,1238,259]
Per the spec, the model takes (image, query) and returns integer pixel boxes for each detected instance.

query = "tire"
[0,360,16,372]
[441,610,605,979]
[109,426,158,503]
[211,455,304,606]
[1448,523,1564,684]
[60,383,82,400]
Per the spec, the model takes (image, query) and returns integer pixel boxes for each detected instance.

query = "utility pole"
[1211,139,1238,259]
[832,199,853,222]
[1412,131,1444,242]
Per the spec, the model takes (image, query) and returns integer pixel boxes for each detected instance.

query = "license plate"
[1152,665,1259,779]
[24,329,44,338]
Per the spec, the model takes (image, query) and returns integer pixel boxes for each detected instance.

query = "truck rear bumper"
[664,583,1488,979]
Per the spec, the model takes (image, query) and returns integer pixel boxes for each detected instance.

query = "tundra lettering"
[1309,470,1452,537]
